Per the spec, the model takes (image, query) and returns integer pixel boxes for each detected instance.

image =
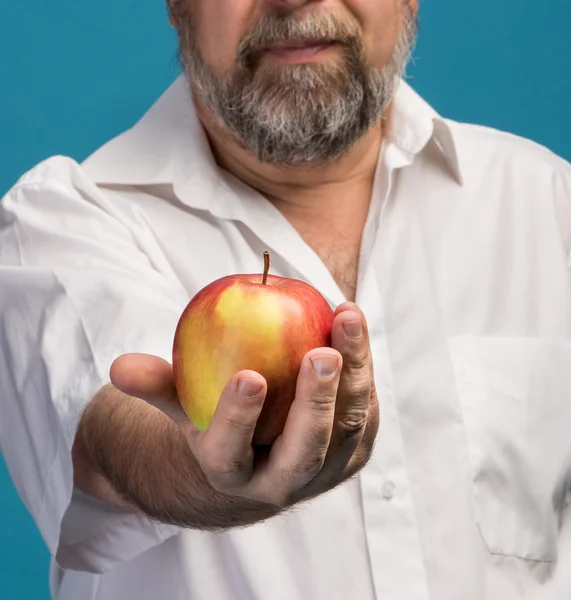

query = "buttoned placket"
[368,143,487,600]
[355,142,432,600]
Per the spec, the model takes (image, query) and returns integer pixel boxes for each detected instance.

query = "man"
[1,0,571,598]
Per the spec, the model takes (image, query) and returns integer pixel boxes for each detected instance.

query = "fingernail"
[343,319,363,339]
[311,355,339,379]
[238,378,263,397]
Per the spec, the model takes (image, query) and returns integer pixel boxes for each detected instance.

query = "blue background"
[1,0,570,597]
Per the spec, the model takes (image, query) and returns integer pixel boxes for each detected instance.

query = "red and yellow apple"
[172,252,335,445]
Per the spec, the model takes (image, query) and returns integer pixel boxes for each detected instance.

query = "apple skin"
[172,273,335,446]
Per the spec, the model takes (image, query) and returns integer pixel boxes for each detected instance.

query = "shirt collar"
[387,80,463,185]
[81,75,463,210]
[82,76,218,211]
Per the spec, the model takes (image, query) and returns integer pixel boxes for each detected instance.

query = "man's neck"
[195,101,386,301]
[195,101,385,222]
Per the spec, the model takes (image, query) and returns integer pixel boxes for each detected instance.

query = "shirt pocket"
[448,336,571,563]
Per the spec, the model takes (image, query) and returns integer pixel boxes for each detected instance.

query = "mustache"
[236,12,363,68]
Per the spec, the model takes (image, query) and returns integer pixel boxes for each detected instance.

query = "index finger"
[194,371,267,493]
[247,348,341,506]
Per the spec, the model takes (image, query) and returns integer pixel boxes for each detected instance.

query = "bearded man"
[2,1,571,599]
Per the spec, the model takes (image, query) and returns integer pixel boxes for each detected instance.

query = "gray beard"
[176,10,418,167]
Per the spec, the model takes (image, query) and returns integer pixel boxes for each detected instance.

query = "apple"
[172,252,335,446]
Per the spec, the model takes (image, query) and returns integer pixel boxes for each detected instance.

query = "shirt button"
[382,481,396,501]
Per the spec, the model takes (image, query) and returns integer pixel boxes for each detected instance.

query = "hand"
[110,301,379,510]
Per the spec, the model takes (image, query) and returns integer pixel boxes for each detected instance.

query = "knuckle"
[309,384,338,412]
[221,413,255,435]
[278,456,326,497]
[344,376,371,401]
[201,453,248,489]
[294,453,326,481]
[337,409,369,437]
[343,343,370,369]
[203,455,234,479]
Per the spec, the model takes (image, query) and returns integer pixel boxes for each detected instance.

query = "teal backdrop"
[1,1,570,597]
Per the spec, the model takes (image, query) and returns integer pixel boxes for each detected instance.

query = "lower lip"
[265,43,336,63]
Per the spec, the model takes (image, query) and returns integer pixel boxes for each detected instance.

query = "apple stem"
[262,251,270,285]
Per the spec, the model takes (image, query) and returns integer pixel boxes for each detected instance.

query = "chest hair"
[303,231,362,302]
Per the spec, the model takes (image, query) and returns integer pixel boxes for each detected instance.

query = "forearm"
[73,384,278,530]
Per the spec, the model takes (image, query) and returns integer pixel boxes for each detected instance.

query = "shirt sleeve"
[542,158,571,598]
[552,156,571,263]
[0,156,190,574]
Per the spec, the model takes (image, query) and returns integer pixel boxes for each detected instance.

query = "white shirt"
[2,76,571,600]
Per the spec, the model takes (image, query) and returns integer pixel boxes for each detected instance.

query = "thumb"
[110,353,189,425]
